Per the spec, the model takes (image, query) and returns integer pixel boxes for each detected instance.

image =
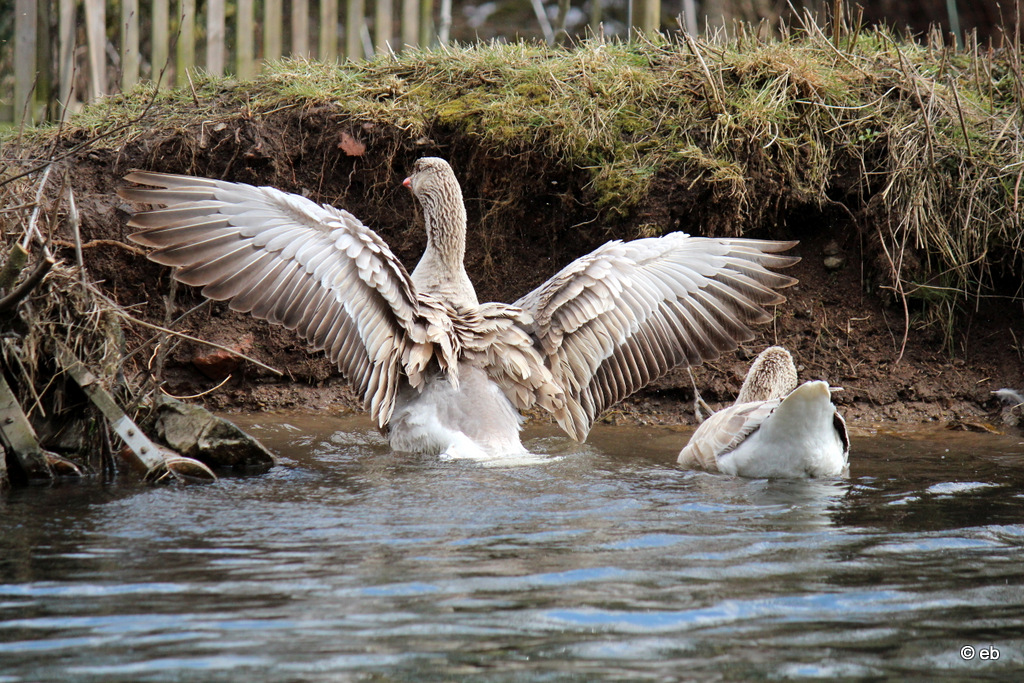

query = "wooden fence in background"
[4,0,669,127]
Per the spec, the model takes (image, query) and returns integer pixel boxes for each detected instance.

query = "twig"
[529,0,555,45]
[154,279,178,383]
[800,0,873,78]
[7,346,49,420]
[108,303,283,376]
[888,36,936,167]
[0,203,38,214]
[0,256,55,314]
[120,299,211,368]
[184,68,201,107]
[22,166,54,255]
[1014,166,1024,215]
[848,5,863,53]
[686,367,712,422]
[948,76,973,157]
[49,237,149,256]
[832,0,842,47]
[160,374,233,400]
[681,31,727,116]
[67,187,88,288]
[876,229,910,365]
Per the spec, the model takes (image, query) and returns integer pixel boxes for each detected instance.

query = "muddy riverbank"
[3,34,1023,444]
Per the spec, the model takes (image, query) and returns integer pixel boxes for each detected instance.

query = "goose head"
[402,157,468,265]
[403,157,463,215]
[735,346,798,404]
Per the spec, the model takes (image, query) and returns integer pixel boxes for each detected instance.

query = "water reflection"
[1,414,1023,680]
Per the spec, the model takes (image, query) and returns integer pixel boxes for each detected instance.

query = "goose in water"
[677,346,849,477]
[121,157,799,460]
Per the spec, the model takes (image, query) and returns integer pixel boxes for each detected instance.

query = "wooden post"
[84,0,106,99]
[0,372,53,483]
[36,0,53,119]
[58,0,76,118]
[264,0,283,62]
[121,0,141,91]
[418,0,433,48]
[680,0,697,35]
[529,0,554,44]
[292,0,310,57]
[85,2,104,93]
[152,0,170,81]
[632,0,660,38]
[14,0,37,126]
[438,0,451,45]
[945,0,962,48]
[176,0,196,87]
[237,0,255,78]
[346,0,365,60]
[376,0,394,53]
[207,0,226,75]
[401,0,419,49]
[319,0,339,61]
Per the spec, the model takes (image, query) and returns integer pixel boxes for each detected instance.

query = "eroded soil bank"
[50,105,1024,435]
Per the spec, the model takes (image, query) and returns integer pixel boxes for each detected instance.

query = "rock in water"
[152,397,276,473]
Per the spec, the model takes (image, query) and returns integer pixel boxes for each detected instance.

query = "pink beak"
[402,177,412,188]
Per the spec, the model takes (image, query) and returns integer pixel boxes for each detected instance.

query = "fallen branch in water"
[54,341,216,485]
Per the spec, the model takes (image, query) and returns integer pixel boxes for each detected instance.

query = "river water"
[2,414,1023,681]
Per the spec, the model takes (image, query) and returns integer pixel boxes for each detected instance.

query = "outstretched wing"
[120,171,456,427]
[515,233,798,441]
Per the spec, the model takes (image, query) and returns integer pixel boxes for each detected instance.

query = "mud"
[47,107,1024,434]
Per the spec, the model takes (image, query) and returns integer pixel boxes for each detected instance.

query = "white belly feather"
[388,364,527,460]
[715,381,848,478]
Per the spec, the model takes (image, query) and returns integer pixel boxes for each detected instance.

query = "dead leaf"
[338,131,366,157]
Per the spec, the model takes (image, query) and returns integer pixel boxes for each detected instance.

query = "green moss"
[513,83,550,104]
[590,159,659,215]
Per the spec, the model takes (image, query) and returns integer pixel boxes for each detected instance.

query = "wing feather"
[120,171,458,427]
[516,233,798,441]
[677,399,782,472]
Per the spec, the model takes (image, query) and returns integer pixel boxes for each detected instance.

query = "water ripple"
[1,418,1023,680]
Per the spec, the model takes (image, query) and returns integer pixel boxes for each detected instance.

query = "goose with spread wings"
[121,157,799,460]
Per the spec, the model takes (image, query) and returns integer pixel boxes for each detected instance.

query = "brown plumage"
[121,157,799,458]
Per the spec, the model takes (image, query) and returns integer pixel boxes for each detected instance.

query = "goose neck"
[422,193,467,270]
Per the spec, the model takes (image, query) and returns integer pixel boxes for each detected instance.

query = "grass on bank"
[4,13,1024,337]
